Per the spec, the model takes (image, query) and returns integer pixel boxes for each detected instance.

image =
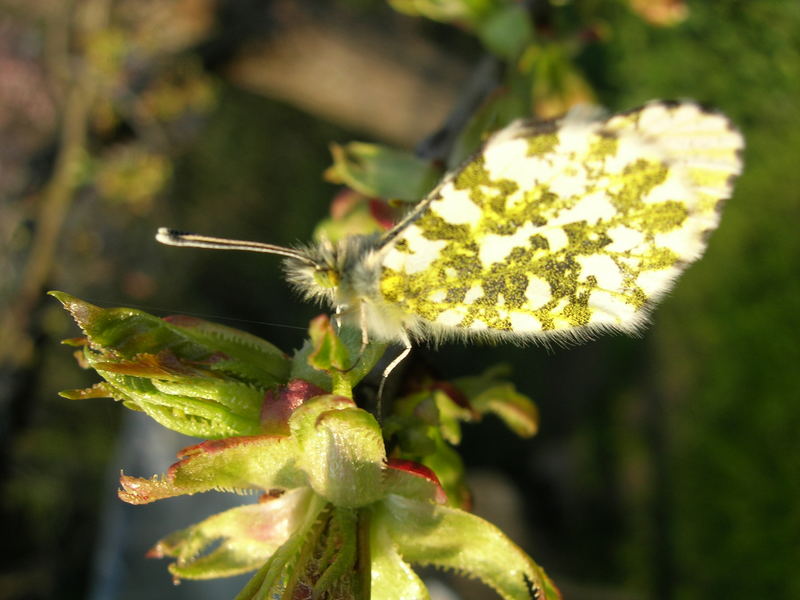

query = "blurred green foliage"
[596,3,800,599]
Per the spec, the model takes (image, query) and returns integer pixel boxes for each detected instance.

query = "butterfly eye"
[313,269,339,289]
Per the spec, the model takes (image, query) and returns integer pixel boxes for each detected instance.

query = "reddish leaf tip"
[387,458,448,504]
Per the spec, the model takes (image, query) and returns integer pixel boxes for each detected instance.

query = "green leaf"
[51,292,292,438]
[235,494,329,599]
[306,315,354,396]
[59,382,117,400]
[118,435,304,504]
[431,386,472,445]
[236,503,369,600]
[370,512,430,600]
[377,495,561,600]
[383,460,447,505]
[519,43,597,119]
[97,369,263,438]
[149,488,314,579]
[333,326,388,391]
[295,316,387,396]
[388,390,472,508]
[420,438,471,509]
[388,0,503,28]
[307,314,352,372]
[325,142,439,202]
[52,292,289,387]
[476,3,533,60]
[151,377,264,422]
[163,315,289,388]
[311,508,360,598]
[289,339,332,391]
[455,366,539,438]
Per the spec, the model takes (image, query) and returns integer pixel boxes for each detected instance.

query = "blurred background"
[1,1,798,599]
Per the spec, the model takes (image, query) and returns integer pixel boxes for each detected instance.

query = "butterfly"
[157,101,743,376]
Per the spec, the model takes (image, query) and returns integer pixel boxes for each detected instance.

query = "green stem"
[235,494,328,600]
[331,373,353,398]
[282,501,332,599]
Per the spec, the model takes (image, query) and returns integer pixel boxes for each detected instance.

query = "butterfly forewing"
[377,101,743,343]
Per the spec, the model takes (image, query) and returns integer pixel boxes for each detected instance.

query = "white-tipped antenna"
[156,228,317,266]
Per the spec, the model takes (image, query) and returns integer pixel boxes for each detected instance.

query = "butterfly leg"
[333,304,344,331]
[336,302,371,373]
[377,333,412,417]
[358,300,369,353]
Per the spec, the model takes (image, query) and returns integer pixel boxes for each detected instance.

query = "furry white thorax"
[282,234,415,344]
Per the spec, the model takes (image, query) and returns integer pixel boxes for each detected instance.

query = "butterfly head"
[282,239,340,305]
[283,234,382,309]
[311,267,339,289]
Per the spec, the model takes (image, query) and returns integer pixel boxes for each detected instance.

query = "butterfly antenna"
[156,228,317,266]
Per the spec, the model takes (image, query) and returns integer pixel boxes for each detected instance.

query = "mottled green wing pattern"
[378,102,743,342]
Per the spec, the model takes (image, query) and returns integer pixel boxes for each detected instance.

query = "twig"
[414,54,503,162]
[0,0,111,366]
